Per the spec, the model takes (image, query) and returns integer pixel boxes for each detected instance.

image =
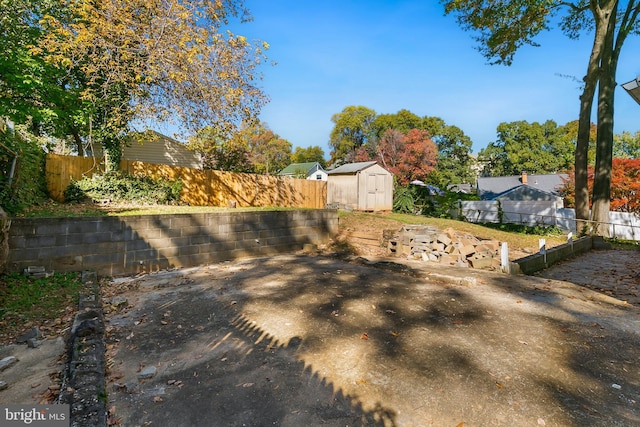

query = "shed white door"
[365,173,387,211]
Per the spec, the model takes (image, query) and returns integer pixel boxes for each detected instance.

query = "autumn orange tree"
[357,128,437,184]
[562,158,640,213]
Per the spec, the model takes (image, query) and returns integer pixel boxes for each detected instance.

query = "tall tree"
[188,126,253,172]
[249,133,292,176]
[291,146,326,167]
[613,130,640,158]
[478,120,574,176]
[441,0,640,236]
[359,128,438,184]
[3,0,269,170]
[422,116,475,185]
[329,105,376,165]
[0,0,89,151]
[372,109,423,137]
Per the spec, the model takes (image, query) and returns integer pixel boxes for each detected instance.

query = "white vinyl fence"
[457,200,640,241]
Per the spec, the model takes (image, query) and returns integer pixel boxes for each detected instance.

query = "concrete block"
[432,243,445,252]
[437,233,452,246]
[460,244,476,257]
[439,254,458,265]
[469,257,493,269]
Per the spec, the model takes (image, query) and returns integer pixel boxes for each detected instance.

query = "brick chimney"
[521,171,528,185]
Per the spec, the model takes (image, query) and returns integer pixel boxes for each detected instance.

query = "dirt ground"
[103,253,640,427]
[2,215,639,426]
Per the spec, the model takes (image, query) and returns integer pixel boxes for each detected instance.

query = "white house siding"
[308,170,328,181]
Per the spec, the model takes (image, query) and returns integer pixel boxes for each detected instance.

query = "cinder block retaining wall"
[8,210,339,276]
[515,236,593,275]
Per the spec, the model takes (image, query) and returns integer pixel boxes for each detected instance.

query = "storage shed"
[327,161,393,211]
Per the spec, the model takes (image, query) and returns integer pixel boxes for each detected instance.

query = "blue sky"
[229,1,640,156]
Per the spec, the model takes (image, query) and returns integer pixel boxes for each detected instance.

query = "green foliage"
[0,127,48,215]
[0,272,82,321]
[392,185,416,214]
[425,190,479,219]
[393,183,479,218]
[291,146,326,167]
[478,120,575,177]
[613,130,640,159]
[329,106,377,165]
[64,172,183,204]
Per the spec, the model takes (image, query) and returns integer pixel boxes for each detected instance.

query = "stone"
[26,338,42,348]
[439,254,459,265]
[0,356,17,371]
[16,327,42,344]
[436,233,452,246]
[110,296,128,308]
[460,244,476,257]
[0,381,7,391]
[469,257,493,269]
[138,365,157,380]
[75,319,102,337]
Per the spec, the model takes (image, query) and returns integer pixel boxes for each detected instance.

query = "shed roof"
[327,161,378,175]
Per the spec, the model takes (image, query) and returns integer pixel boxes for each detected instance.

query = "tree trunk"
[575,2,615,235]
[0,207,9,274]
[575,76,596,235]
[591,6,618,237]
[71,131,85,157]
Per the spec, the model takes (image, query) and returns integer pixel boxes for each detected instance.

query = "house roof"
[278,162,324,176]
[493,185,563,201]
[327,161,378,175]
[477,173,568,200]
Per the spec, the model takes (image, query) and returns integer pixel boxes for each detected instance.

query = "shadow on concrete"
[105,254,640,426]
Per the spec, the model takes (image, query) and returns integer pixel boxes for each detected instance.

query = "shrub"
[0,127,48,215]
[64,172,183,204]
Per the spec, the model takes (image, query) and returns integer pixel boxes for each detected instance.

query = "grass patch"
[0,272,82,343]
[339,211,569,252]
[15,200,299,218]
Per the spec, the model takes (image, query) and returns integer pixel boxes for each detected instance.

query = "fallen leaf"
[356,378,367,385]
[360,333,369,340]
[496,382,504,389]
[456,423,465,427]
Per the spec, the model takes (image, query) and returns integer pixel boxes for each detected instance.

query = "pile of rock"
[388,225,501,269]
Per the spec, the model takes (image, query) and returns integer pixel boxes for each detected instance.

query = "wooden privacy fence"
[46,154,327,209]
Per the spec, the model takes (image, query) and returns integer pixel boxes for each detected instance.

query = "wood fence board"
[46,154,327,208]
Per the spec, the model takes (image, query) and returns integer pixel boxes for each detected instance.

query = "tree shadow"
[105,253,640,426]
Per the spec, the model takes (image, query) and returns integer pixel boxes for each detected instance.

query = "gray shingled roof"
[477,174,568,200]
[327,161,377,175]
